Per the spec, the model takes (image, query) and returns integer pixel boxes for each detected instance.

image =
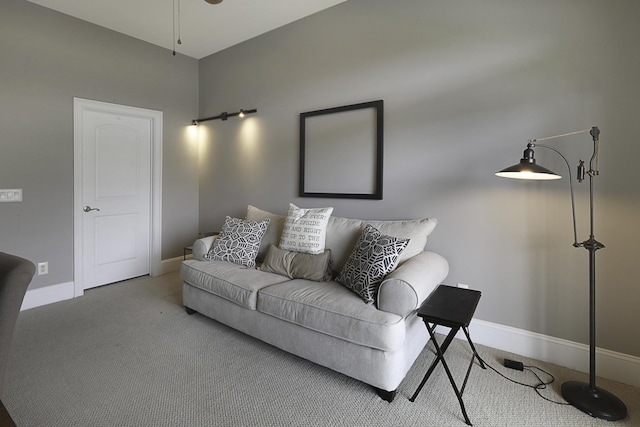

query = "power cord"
[475,353,570,405]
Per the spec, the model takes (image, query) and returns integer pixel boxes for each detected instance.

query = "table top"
[417,285,481,328]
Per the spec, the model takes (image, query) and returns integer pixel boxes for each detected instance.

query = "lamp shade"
[495,147,562,180]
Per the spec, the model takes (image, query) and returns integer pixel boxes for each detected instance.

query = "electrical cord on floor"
[474,352,570,405]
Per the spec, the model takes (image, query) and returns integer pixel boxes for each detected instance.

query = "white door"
[74,99,161,291]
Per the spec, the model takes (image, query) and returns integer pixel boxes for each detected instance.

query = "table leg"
[429,327,473,426]
[409,324,459,402]
[410,324,473,426]
[462,327,486,369]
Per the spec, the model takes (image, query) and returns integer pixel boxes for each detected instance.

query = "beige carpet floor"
[4,272,639,426]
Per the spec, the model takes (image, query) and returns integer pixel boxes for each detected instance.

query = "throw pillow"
[259,245,332,281]
[204,216,270,268]
[279,203,333,255]
[337,224,410,304]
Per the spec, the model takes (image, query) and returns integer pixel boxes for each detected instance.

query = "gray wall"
[0,0,200,290]
[198,0,640,358]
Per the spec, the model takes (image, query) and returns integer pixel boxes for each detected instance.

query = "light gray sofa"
[180,206,449,401]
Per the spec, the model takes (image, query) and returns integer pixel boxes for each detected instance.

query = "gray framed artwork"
[299,100,383,200]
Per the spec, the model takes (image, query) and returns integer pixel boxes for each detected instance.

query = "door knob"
[83,206,101,212]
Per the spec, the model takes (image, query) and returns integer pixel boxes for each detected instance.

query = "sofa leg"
[185,306,197,315]
[375,388,397,402]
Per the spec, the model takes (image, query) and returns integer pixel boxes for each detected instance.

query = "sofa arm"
[376,251,449,317]
[192,235,218,260]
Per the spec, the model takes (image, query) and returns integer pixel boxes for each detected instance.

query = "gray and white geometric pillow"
[204,216,270,268]
[337,224,410,304]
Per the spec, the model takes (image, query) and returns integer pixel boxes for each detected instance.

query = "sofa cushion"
[279,203,333,254]
[246,205,286,262]
[365,218,437,264]
[336,225,410,304]
[181,260,288,310]
[204,216,269,268]
[325,216,438,275]
[325,216,364,274]
[257,279,405,351]
[259,245,332,281]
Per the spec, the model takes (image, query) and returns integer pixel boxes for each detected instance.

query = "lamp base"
[561,381,627,421]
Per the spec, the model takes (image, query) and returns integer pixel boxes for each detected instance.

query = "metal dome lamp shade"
[495,126,627,421]
[495,145,561,180]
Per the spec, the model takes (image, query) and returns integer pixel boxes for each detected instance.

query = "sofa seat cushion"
[181,260,289,310]
[257,279,405,351]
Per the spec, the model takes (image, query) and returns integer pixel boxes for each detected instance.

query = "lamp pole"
[559,127,625,421]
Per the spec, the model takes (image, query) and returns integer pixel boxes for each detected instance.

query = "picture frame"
[299,100,383,200]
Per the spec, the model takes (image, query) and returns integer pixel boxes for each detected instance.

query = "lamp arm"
[528,127,593,144]
[532,143,581,247]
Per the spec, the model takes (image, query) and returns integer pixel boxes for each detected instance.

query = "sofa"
[180,205,449,401]
[1,253,36,400]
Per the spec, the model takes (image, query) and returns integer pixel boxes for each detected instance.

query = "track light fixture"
[191,109,257,125]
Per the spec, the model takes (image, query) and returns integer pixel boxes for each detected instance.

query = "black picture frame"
[299,100,383,200]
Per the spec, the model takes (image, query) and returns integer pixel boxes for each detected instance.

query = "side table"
[409,285,485,426]
[183,246,193,260]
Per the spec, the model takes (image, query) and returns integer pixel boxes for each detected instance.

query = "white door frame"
[73,98,163,297]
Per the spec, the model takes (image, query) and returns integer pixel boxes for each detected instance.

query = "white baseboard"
[21,281,75,311]
[21,257,187,311]
[155,255,188,276]
[437,319,640,389]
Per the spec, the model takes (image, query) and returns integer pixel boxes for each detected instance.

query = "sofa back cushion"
[365,218,438,263]
[246,205,286,262]
[327,216,438,275]
[246,205,437,276]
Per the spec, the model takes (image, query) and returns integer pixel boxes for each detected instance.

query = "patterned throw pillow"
[204,216,270,268]
[337,224,410,304]
[279,203,333,255]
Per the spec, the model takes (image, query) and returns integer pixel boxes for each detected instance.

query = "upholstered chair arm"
[376,251,449,317]
[192,235,218,260]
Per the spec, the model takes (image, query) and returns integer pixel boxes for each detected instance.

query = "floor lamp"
[495,126,627,421]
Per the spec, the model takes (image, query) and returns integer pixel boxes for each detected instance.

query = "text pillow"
[337,224,410,304]
[204,216,270,268]
[279,203,333,254]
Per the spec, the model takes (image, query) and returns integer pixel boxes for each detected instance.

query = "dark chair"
[0,252,35,426]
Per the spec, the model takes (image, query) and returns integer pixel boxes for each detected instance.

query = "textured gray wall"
[198,0,640,357]
[0,0,199,289]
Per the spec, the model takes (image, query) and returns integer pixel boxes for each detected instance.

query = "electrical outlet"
[37,262,48,275]
[457,283,469,289]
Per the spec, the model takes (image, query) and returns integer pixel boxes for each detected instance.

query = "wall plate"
[0,189,22,202]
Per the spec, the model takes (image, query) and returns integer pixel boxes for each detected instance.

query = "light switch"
[0,189,22,202]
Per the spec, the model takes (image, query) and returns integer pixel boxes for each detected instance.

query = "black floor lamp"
[495,126,627,421]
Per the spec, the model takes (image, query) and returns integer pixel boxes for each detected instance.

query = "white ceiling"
[27,0,348,59]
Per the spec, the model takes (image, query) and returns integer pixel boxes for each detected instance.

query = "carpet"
[4,272,639,426]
